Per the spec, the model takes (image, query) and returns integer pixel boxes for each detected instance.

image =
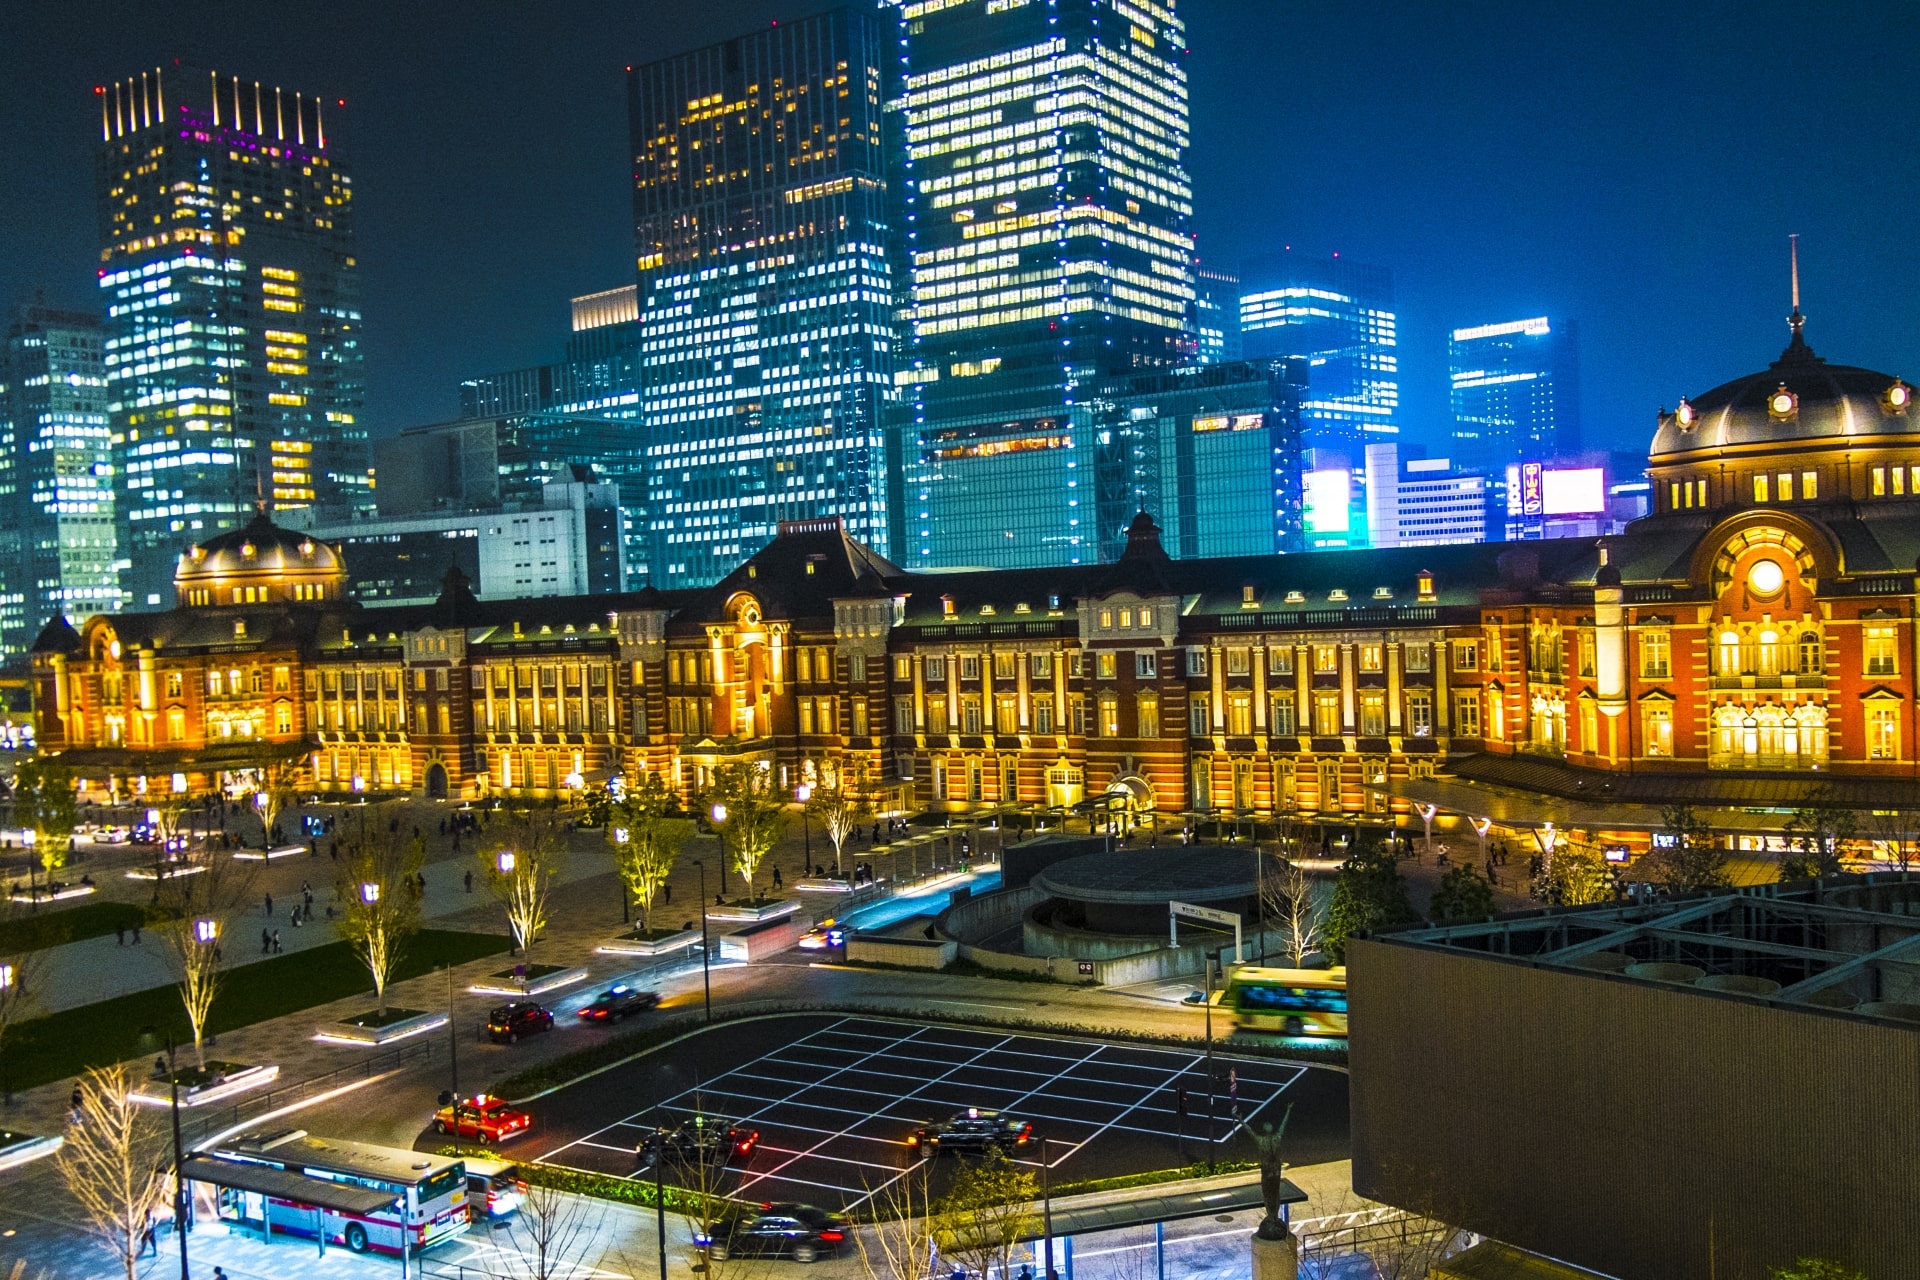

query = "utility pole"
[446,965,459,1103]
[1204,957,1217,1166]
[692,859,713,1023]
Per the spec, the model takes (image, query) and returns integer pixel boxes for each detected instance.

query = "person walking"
[663,882,671,905]
[261,927,271,955]
[264,891,273,917]
[116,923,126,946]
[464,868,473,893]
[131,922,141,944]
[272,928,282,954]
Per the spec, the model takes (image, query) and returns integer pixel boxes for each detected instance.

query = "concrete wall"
[1001,833,1110,890]
[938,884,1047,945]
[847,936,956,969]
[1348,936,1920,1280]
[715,916,805,962]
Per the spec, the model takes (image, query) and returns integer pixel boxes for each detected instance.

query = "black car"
[485,1002,554,1043]
[576,984,660,1024]
[704,1204,848,1263]
[906,1108,1033,1156]
[637,1115,760,1167]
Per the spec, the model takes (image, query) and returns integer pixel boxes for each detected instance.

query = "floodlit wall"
[1348,937,1920,1279]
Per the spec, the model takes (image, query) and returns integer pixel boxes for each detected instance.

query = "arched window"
[1757,630,1780,676]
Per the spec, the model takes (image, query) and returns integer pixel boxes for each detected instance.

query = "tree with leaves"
[11,756,76,876]
[1769,1260,1868,1280]
[806,761,871,876]
[1428,864,1496,922]
[1532,841,1614,906]
[1260,854,1325,966]
[0,893,48,1099]
[480,808,568,962]
[701,762,788,902]
[1649,805,1730,893]
[55,1064,172,1280]
[1782,796,1858,880]
[930,1152,1039,1280]
[1324,847,1418,963]
[335,829,427,1014]
[151,846,254,1070]
[610,772,694,931]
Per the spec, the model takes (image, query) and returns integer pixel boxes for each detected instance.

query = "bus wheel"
[1283,1017,1304,1036]
[345,1223,369,1253]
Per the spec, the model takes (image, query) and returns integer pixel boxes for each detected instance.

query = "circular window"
[1749,560,1785,595]
[1769,388,1797,418]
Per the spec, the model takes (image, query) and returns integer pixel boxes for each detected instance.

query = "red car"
[434,1094,533,1144]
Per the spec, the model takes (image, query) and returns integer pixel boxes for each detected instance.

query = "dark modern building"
[0,307,121,661]
[628,8,899,587]
[1239,252,1399,461]
[96,67,371,607]
[1349,876,1920,1280]
[1194,266,1242,365]
[1448,316,1581,473]
[895,0,1198,569]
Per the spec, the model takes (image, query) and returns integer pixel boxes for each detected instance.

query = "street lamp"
[795,783,812,870]
[496,850,516,875]
[709,804,728,896]
[193,918,218,945]
[360,882,380,905]
[690,859,713,1024]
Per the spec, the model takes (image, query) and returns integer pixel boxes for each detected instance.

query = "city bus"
[200,1129,470,1256]
[1217,966,1348,1036]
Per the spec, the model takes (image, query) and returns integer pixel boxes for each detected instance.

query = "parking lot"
[528,1014,1347,1210]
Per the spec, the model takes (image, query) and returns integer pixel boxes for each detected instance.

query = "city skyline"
[0,1,1914,461]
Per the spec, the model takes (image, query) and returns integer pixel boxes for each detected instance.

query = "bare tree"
[487,1180,611,1280]
[1295,1194,1466,1280]
[1650,805,1729,892]
[151,848,255,1070]
[854,1162,938,1280]
[334,830,426,1014]
[54,1064,171,1280]
[1860,806,1918,873]
[479,809,568,963]
[610,772,693,931]
[1260,855,1325,967]
[701,763,788,902]
[930,1152,1038,1280]
[245,741,305,847]
[806,761,871,877]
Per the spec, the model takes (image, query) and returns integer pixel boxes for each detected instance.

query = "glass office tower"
[1447,316,1581,473]
[1239,252,1398,459]
[628,9,898,586]
[96,68,369,606]
[896,0,1196,568]
[0,307,121,656]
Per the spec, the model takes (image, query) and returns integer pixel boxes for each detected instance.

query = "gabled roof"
[29,614,80,656]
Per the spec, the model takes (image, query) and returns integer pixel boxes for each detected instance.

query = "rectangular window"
[1099,695,1120,737]
[1031,652,1053,679]
[1488,692,1505,740]
[1866,625,1899,676]
[925,656,946,683]
[1097,652,1117,680]
[1360,692,1386,737]
[894,697,914,734]
[1452,641,1479,672]
[1454,691,1482,737]
[1802,470,1818,500]
[1578,631,1596,678]
[1642,703,1673,757]
[1640,631,1671,679]
[1868,704,1901,759]
[1189,695,1210,738]
[1359,644,1384,673]
[1403,644,1429,673]
[1271,695,1296,736]
[1579,700,1598,754]
[961,695,982,734]
[816,699,833,736]
[1778,472,1794,501]
[1136,652,1157,679]
[1898,467,1908,497]
[1033,695,1055,735]
[1226,648,1251,676]
[995,695,1018,736]
[1317,759,1343,813]
[894,655,912,682]
[1754,474,1770,503]
[1227,693,1253,736]
[1136,692,1159,737]
[960,655,980,681]
[1408,691,1433,737]
[1268,647,1293,676]
[927,693,948,728]
[993,652,1017,680]
[1186,648,1208,677]
[797,649,814,683]
[1314,691,1342,737]
[1873,466,1887,497]
[166,672,183,699]
[1070,694,1089,735]
[798,699,816,735]
[1314,645,1338,674]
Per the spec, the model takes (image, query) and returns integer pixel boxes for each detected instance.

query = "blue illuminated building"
[1239,252,1399,460]
[1448,316,1581,473]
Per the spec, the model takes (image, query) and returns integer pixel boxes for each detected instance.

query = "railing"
[178,1034,442,1150]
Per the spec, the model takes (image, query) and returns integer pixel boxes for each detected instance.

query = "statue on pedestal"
[1252,1104,1294,1242]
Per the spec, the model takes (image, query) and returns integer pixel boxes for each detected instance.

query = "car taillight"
[819,1231,844,1243]
[905,1135,918,1145]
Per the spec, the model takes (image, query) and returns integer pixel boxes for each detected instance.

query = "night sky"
[3,0,1915,452]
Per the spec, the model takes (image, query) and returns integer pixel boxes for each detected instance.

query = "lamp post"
[690,859,713,1024]
[360,881,379,905]
[709,803,728,897]
[795,782,812,872]
[495,851,517,954]
[1039,1135,1064,1280]
[166,1033,189,1280]
[0,962,14,1102]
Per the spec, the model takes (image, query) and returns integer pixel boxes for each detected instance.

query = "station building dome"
[174,511,347,608]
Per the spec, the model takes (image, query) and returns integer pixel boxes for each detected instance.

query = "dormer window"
[942,595,956,618]
[1241,585,1257,608]
[1329,589,1349,602]
[1285,590,1305,604]
[1373,586,1393,600]
[1417,570,1436,601]
[1014,602,1031,614]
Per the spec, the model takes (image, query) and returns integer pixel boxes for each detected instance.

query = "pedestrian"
[132,922,141,944]
[261,927,271,955]
[272,928,282,954]
[464,868,473,893]
[771,865,783,888]
[116,923,126,946]
[662,882,671,905]
[140,1218,157,1257]
[70,1083,82,1112]
[214,1268,228,1280]
[264,891,273,917]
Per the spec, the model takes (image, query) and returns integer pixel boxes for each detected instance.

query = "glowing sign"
[1541,467,1606,515]
[1192,413,1264,434]
[1521,462,1544,516]
[1302,469,1351,534]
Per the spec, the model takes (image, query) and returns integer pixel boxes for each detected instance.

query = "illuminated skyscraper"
[0,307,120,656]
[628,10,898,586]
[895,0,1197,568]
[1448,316,1581,472]
[1239,253,1398,457]
[95,67,369,606]
[1194,266,1241,365]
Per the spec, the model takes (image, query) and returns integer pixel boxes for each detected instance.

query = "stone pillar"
[1251,1230,1298,1280]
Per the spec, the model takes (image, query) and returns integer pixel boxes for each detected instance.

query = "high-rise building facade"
[95,67,370,606]
[895,0,1197,569]
[628,9,898,588]
[0,307,121,657]
[1239,253,1398,459]
[1448,316,1580,473]
[1194,266,1241,365]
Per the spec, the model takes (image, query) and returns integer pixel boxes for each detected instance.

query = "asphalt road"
[505,1013,1348,1211]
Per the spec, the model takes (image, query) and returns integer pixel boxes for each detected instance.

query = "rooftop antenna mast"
[1787,233,1805,343]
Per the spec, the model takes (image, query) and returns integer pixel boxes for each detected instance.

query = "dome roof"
[174,512,347,606]
[1651,324,1914,457]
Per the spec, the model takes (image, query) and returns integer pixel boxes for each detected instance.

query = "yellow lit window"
[1777,472,1793,501]
[1801,471,1817,499]
[1754,474,1769,503]
[1872,466,1887,496]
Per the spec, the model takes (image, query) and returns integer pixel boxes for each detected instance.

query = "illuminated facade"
[36,313,1920,852]
[1239,252,1398,457]
[1194,266,1241,365]
[95,67,370,609]
[895,0,1197,569]
[0,307,121,661]
[628,10,899,588]
[1448,315,1581,473]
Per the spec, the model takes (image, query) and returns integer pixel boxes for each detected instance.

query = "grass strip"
[438,1144,707,1212]
[0,900,149,953]
[0,928,509,1091]
[1051,1160,1256,1198]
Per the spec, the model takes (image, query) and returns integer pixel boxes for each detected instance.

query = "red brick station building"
[30,316,1920,859]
